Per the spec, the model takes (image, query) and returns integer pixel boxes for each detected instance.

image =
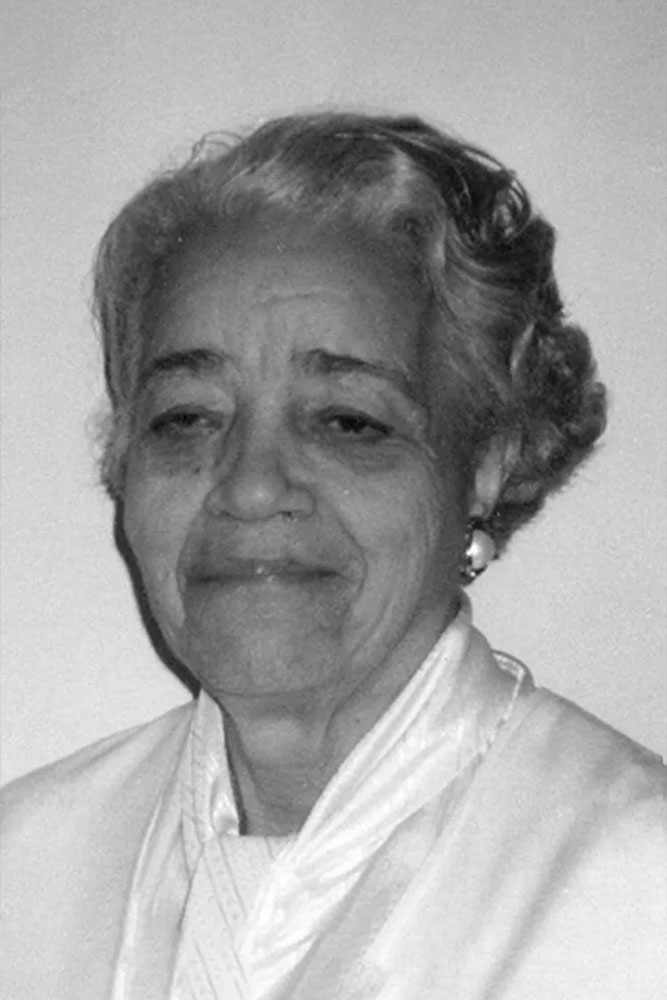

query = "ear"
[469,434,519,520]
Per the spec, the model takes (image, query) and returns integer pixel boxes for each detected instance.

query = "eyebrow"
[295,348,419,399]
[137,348,226,390]
[138,346,419,401]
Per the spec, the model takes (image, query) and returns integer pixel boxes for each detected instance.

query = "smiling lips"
[196,557,337,585]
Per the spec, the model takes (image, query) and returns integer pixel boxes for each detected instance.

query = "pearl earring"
[461,518,497,583]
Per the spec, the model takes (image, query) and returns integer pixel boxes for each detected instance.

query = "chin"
[180,619,348,699]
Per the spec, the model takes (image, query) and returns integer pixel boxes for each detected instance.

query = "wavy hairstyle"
[93,111,606,551]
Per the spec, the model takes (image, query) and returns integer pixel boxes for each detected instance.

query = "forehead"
[144,218,427,375]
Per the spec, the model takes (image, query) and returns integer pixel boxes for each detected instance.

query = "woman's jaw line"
[183,594,459,834]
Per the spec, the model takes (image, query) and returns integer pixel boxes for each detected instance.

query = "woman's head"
[95,111,606,551]
[93,111,606,701]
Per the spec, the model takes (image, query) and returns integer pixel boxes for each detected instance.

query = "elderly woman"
[2,112,665,1000]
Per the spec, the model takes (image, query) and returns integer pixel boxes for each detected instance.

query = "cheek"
[122,469,202,625]
[331,456,461,581]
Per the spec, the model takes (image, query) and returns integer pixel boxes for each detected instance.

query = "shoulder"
[467,678,666,998]
[525,687,667,879]
[1,702,194,841]
[490,677,666,850]
[505,682,665,797]
[498,682,666,910]
[482,668,666,906]
[501,687,666,998]
[0,704,195,998]
[492,650,664,786]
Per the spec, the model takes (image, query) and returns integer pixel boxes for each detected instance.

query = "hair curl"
[93,111,606,551]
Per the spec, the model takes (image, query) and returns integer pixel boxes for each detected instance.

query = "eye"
[321,410,392,441]
[148,407,223,439]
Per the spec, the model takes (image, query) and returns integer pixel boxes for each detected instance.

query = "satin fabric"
[114,600,525,997]
[2,605,665,999]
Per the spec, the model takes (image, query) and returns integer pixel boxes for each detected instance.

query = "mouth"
[195,557,339,585]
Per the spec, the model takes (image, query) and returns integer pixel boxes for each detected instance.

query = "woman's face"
[122,218,470,705]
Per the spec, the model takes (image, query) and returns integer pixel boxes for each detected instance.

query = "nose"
[204,415,314,522]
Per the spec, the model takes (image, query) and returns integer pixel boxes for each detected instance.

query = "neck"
[221,663,407,834]
[222,708,340,835]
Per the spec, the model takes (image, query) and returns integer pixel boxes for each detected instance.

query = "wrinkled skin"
[121,217,482,830]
